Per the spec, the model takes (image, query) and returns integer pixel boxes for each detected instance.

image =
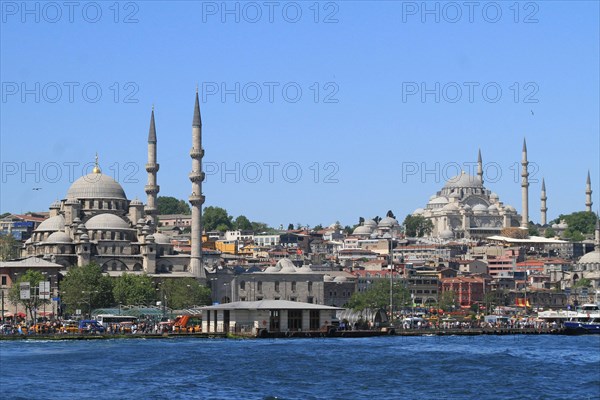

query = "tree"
[113,273,157,306]
[158,278,212,309]
[0,212,11,219]
[358,217,365,225]
[544,227,556,238]
[251,221,274,234]
[439,290,457,312]
[203,206,232,232]
[551,211,597,235]
[157,196,191,215]
[8,270,50,321]
[528,223,540,237]
[313,224,324,231]
[403,215,433,237]
[0,234,20,261]
[573,278,591,288]
[234,215,252,231]
[60,263,114,315]
[386,210,395,218]
[287,223,294,230]
[347,280,410,312]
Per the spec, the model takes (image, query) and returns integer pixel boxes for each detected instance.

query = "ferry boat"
[563,304,600,335]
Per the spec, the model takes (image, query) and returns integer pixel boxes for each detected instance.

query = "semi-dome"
[444,172,483,188]
[36,215,65,232]
[579,250,600,264]
[86,213,131,230]
[429,197,449,205]
[487,204,499,213]
[45,231,72,243]
[353,225,373,235]
[276,258,297,273]
[66,173,127,200]
[442,203,459,211]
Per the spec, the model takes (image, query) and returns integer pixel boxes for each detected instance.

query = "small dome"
[579,250,600,264]
[429,195,438,201]
[472,204,488,212]
[333,276,347,283]
[276,258,297,273]
[45,231,72,243]
[66,173,127,200]
[152,233,171,244]
[440,229,454,239]
[36,215,65,232]
[79,233,90,241]
[463,204,472,211]
[363,219,378,228]
[130,198,143,206]
[50,200,61,209]
[413,208,425,215]
[504,205,516,213]
[487,204,498,213]
[65,198,79,205]
[323,275,334,282]
[378,216,399,228]
[353,225,373,235]
[85,213,131,230]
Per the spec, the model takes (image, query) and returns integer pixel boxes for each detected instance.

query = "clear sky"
[1,0,598,228]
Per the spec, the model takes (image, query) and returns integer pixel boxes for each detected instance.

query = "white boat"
[563,304,600,335]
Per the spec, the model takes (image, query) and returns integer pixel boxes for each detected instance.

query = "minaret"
[521,139,529,229]
[477,148,483,185]
[144,107,160,226]
[540,178,547,226]
[585,171,593,212]
[189,90,206,280]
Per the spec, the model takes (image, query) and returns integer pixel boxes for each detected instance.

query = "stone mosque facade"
[412,149,522,240]
[21,93,207,279]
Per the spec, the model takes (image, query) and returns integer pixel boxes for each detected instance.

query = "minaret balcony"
[189,171,205,182]
[190,148,205,158]
[145,185,160,194]
[189,194,206,205]
[145,163,160,173]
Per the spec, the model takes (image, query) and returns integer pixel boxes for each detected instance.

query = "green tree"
[113,273,157,306]
[0,212,11,219]
[528,223,540,237]
[439,290,457,312]
[313,224,324,231]
[0,234,20,261]
[8,270,50,321]
[287,223,294,230]
[403,215,433,237]
[158,278,212,309]
[157,196,191,215]
[234,215,252,231]
[573,278,591,288]
[251,221,273,233]
[203,206,232,232]
[60,263,114,315]
[552,211,598,241]
[544,227,556,238]
[347,280,410,312]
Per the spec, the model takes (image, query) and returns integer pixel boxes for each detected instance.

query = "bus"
[95,314,138,327]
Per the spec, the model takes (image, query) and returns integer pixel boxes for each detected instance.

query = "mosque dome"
[504,205,516,213]
[152,233,172,244]
[579,250,600,264]
[353,225,373,235]
[413,208,425,215]
[50,200,61,209]
[276,258,297,273]
[66,173,127,200]
[490,192,499,200]
[85,213,131,230]
[379,216,399,228]
[487,204,499,214]
[472,204,488,212]
[444,172,483,188]
[45,231,72,243]
[363,219,378,228]
[130,198,143,206]
[429,197,449,205]
[442,203,459,212]
[36,215,65,232]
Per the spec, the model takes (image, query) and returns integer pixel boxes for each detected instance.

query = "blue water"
[1,336,599,399]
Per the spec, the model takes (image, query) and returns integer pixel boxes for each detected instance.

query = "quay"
[0,327,563,341]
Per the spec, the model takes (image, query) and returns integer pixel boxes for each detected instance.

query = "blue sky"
[1,1,599,227]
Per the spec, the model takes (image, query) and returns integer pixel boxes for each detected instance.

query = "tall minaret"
[540,178,547,226]
[477,148,483,185]
[189,90,206,280]
[521,139,529,229]
[145,107,160,226]
[585,171,593,212]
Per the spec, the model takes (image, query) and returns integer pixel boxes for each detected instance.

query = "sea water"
[1,335,599,399]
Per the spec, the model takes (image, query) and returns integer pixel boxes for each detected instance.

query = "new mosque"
[21,93,208,280]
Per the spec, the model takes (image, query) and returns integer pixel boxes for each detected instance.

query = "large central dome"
[66,173,127,200]
[444,171,483,188]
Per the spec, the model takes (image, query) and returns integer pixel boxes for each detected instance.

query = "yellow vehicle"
[62,322,79,334]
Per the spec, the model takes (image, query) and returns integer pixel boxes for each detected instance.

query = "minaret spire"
[144,107,160,226]
[477,148,483,185]
[540,178,547,226]
[521,138,529,229]
[189,90,206,280]
[585,171,593,212]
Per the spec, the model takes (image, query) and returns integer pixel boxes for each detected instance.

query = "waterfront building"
[440,276,486,308]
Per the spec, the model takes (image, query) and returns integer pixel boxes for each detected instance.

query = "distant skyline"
[1,1,598,227]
